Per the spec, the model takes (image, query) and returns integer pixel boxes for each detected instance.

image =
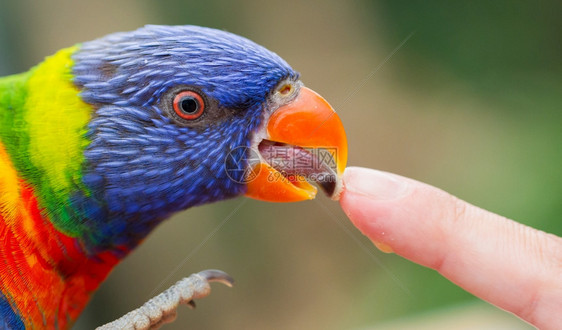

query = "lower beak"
[245,87,347,202]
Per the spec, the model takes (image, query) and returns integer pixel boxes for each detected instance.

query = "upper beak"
[245,87,347,202]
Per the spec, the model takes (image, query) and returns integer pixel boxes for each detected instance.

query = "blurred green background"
[1,0,560,329]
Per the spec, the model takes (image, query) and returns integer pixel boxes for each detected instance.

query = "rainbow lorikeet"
[0,25,347,329]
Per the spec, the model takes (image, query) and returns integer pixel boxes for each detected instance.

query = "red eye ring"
[172,90,205,120]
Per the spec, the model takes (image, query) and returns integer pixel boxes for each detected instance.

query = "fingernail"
[343,167,409,200]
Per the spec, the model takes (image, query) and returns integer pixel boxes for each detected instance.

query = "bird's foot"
[96,269,234,330]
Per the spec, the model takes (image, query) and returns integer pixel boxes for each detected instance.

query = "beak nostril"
[278,84,292,95]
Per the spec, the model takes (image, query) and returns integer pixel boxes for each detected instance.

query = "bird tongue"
[258,140,338,196]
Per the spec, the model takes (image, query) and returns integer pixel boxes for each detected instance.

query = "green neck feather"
[0,46,94,238]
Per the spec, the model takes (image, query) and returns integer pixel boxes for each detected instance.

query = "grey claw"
[197,269,235,287]
[97,269,234,330]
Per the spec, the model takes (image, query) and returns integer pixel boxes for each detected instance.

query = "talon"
[197,269,235,287]
[97,270,234,330]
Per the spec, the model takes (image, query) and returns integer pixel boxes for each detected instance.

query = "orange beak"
[245,87,347,202]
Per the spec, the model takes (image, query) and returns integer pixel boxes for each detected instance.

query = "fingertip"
[339,190,396,253]
[342,167,410,201]
[338,186,371,235]
[340,167,411,234]
[339,167,411,251]
[339,167,458,262]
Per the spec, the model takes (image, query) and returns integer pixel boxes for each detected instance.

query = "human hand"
[339,167,562,329]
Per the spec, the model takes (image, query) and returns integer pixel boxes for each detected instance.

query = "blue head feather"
[70,25,298,252]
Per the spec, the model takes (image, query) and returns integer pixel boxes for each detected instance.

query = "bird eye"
[173,91,205,120]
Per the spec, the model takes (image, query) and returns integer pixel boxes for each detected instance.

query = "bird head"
[69,25,347,249]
